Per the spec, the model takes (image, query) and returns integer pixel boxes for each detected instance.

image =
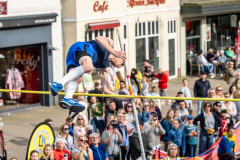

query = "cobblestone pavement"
[0,76,230,159]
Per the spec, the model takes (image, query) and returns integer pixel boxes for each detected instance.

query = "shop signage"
[0,13,57,29]
[127,0,165,8]
[93,0,109,13]
[0,1,7,15]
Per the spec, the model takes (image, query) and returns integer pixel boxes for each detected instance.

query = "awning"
[87,20,120,31]
[181,0,240,16]
[0,13,58,29]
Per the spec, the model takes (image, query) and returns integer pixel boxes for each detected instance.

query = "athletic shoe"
[210,75,214,78]
[59,98,85,112]
[49,82,63,96]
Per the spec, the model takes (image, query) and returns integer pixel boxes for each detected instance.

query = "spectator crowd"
[11,48,240,160]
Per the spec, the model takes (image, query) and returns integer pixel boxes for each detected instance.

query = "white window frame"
[168,19,177,79]
[135,21,160,65]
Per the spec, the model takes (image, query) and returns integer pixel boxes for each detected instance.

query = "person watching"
[56,124,74,152]
[117,112,129,160]
[30,150,39,160]
[129,121,154,160]
[138,100,151,123]
[53,138,70,160]
[163,144,181,160]
[102,120,123,160]
[40,144,54,160]
[218,126,237,160]
[89,133,109,160]
[72,135,93,160]
[65,117,73,136]
[144,111,165,153]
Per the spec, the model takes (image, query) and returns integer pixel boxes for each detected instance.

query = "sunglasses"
[127,105,133,108]
[80,139,88,143]
[64,128,69,130]
[144,105,149,107]
[205,105,211,108]
[217,90,222,91]
[78,118,84,120]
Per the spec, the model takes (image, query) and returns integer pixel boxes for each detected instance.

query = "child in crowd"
[130,79,138,95]
[183,115,198,157]
[220,109,233,137]
[66,117,73,136]
[140,76,149,95]
[174,109,179,120]
[168,119,184,156]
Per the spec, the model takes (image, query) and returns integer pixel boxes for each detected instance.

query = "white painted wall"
[2,0,64,82]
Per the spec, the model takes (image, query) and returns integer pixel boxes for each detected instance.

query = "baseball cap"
[187,115,193,119]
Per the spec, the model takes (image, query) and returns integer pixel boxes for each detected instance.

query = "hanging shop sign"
[127,0,165,8]
[93,0,109,13]
[0,2,7,15]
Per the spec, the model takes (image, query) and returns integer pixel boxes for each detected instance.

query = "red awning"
[88,20,120,30]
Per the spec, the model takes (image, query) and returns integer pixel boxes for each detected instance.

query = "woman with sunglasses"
[213,101,222,118]
[215,85,224,99]
[72,135,93,160]
[124,102,135,129]
[194,102,221,154]
[73,115,87,147]
[56,124,74,152]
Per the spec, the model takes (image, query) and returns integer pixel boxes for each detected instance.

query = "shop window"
[207,14,240,50]
[185,20,201,56]
[0,45,40,108]
[135,21,159,71]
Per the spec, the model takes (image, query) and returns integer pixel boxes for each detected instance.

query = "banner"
[155,121,240,160]
[26,122,55,160]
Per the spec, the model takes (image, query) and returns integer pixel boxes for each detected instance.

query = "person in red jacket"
[154,68,170,105]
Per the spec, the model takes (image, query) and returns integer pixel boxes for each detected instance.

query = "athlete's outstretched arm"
[95,36,126,60]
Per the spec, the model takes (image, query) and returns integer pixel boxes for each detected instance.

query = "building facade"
[62,0,181,81]
[0,0,63,108]
[180,0,240,76]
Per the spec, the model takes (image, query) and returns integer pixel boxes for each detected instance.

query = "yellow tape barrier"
[1,89,240,102]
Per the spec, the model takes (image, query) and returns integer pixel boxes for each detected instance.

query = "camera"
[153,115,157,121]
[87,130,92,136]
[64,154,68,158]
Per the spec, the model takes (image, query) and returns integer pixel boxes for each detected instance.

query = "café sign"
[0,1,7,15]
[93,0,109,13]
[127,0,165,8]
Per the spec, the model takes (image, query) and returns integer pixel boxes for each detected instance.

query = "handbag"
[206,128,215,135]
[204,113,215,135]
